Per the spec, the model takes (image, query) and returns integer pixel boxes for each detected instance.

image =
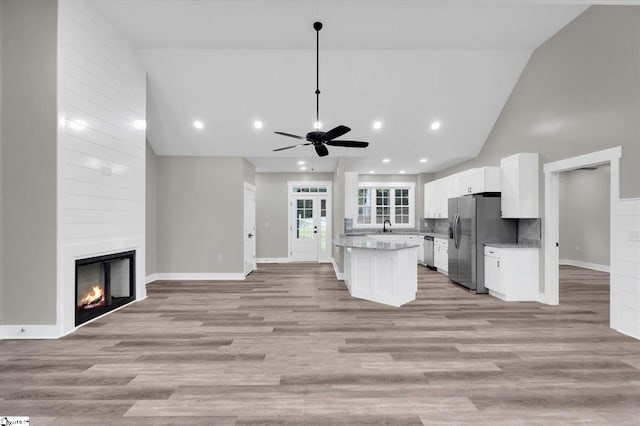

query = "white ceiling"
[93,0,592,173]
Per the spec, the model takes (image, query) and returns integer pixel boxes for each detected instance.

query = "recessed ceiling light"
[193,120,204,129]
[253,120,263,129]
[300,166,307,171]
[431,121,441,131]
[297,160,305,165]
[67,119,88,131]
[399,170,406,174]
[313,121,322,130]
[382,158,390,163]
[420,158,428,163]
[369,170,375,174]
[373,121,382,130]
[133,119,146,130]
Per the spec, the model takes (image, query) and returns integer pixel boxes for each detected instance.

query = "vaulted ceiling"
[93,0,590,173]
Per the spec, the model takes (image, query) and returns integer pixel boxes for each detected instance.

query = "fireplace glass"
[75,251,135,326]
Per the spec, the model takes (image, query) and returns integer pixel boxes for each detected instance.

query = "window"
[356,183,415,227]
[292,186,327,193]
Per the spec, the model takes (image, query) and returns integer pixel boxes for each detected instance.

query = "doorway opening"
[558,165,611,318]
[287,181,332,262]
[543,146,621,330]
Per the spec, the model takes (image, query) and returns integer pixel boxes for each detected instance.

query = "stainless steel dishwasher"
[423,236,434,269]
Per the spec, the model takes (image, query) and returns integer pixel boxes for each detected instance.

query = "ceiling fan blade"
[315,144,329,157]
[323,125,351,141]
[273,143,311,152]
[274,131,305,140]
[325,140,369,148]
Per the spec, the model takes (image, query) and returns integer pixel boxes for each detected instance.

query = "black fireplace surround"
[75,250,136,326]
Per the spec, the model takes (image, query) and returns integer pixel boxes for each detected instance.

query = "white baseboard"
[145,273,158,284]
[256,257,289,263]
[332,258,344,280]
[559,259,610,273]
[615,326,640,341]
[152,273,246,281]
[0,324,60,339]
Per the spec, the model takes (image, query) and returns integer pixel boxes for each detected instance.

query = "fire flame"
[80,285,104,307]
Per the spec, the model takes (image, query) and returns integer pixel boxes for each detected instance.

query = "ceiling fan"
[273,21,370,157]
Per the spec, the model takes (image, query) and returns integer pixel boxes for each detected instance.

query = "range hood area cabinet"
[459,167,501,195]
[500,153,539,218]
[424,167,500,219]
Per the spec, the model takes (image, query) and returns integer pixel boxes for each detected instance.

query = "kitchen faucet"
[383,219,392,233]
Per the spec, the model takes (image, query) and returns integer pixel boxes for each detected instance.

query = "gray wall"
[433,6,639,293]
[560,165,610,266]
[1,0,58,325]
[255,172,334,259]
[0,0,4,325]
[435,6,639,199]
[145,142,158,276]
[243,158,255,186]
[156,156,245,273]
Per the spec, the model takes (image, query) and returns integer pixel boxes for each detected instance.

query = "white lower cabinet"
[434,238,448,274]
[484,246,538,301]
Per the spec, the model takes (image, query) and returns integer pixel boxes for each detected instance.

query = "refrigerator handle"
[452,213,458,249]
[455,214,461,249]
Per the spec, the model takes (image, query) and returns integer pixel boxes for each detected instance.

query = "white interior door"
[244,185,256,275]
[290,194,331,262]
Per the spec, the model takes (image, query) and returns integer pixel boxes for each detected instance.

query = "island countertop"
[334,236,421,251]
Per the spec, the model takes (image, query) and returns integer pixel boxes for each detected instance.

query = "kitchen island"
[334,236,419,307]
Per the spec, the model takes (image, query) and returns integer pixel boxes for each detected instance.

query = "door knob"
[248,233,254,238]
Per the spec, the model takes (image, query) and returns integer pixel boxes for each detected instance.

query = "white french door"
[289,188,331,262]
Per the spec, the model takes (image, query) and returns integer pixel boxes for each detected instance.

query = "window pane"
[305,200,312,209]
[297,200,303,208]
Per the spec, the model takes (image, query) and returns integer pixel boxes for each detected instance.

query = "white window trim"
[355,181,415,229]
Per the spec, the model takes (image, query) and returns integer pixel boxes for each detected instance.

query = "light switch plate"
[630,230,640,242]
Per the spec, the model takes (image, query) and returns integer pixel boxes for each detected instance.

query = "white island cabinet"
[335,237,419,307]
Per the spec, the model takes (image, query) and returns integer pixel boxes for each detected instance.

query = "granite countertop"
[334,236,421,251]
[485,240,540,249]
[345,230,449,239]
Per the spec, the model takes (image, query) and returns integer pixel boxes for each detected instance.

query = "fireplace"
[75,250,136,326]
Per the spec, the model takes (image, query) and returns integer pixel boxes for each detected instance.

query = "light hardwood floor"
[1,264,639,425]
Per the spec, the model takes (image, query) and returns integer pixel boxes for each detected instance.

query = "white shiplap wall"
[57,0,146,335]
[613,199,640,339]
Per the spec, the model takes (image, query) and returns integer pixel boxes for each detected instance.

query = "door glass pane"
[320,199,327,252]
[296,199,313,239]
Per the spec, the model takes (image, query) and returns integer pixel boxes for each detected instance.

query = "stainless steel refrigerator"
[448,196,517,293]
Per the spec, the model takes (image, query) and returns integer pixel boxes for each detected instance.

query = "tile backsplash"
[424,219,449,235]
[518,218,541,241]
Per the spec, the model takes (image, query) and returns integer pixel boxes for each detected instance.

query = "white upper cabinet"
[424,178,450,219]
[459,167,501,195]
[500,153,539,218]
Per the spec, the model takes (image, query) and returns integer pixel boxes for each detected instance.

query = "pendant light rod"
[314,21,323,125]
